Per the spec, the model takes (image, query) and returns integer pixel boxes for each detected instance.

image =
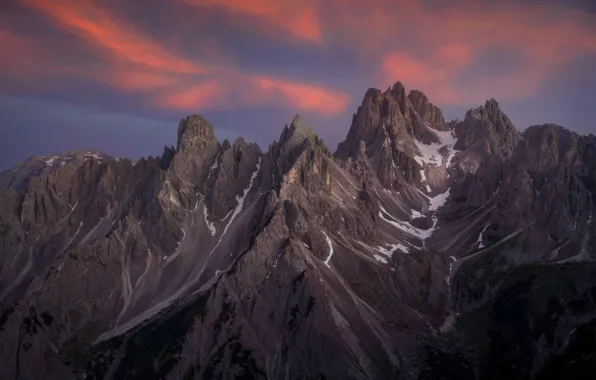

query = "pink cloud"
[177,0,323,44]
[157,75,350,114]
[23,0,207,74]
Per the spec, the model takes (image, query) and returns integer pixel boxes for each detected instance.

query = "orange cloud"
[382,45,555,106]
[157,75,350,114]
[377,1,596,106]
[382,52,447,89]
[108,70,182,91]
[23,0,206,74]
[13,0,592,116]
[158,81,229,109]
[176,0,323,44]
[251,77,350,114]
[435,44,474,68]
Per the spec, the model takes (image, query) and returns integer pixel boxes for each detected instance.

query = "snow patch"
[169,192,181,207]
[192,193,201,212]
[378,210,437,240]
[477,224,491,249]
[446,255,457,286]
[322,231,334,268]
[272,251,283,268]
[87,152,103,160]
[428,188,451,211]
[373,254,388,264]
[410,209,424,219]
[413,139,442,167]
[375,242,410,263]
[203,206,217,236]
[211,158,261,252]
[420,167,427,182]
[379,205,394,218]
[67,221,84,247]
[44,156,59,166]
[413,129,459,180]
[206,154,219,181]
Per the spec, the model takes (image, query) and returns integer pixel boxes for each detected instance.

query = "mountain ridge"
[0,82,595,380]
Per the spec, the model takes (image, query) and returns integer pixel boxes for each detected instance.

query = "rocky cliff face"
[0,83,595,380]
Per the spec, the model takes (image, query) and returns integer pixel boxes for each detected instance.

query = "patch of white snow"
[210,158,261,252]
[376,243,410,263]
[477,224,491,249]
[206,154,219,181]
[322,231,334,267]
[378,211,436,240]
[410,209,424,219]
[169,192,181,207]
[203,205,217,236]
[44,156,59,166]
[373,254,388,264]
[413,129,459,174]
[428,188,451,211]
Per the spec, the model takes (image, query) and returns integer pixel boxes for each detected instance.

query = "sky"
[1,0,595,169]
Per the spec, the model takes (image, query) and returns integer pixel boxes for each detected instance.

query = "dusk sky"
[1,0,595,169]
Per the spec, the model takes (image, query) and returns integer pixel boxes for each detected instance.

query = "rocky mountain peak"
[361,87,383,104]
[389,81,408,104]
[484,97,500,111]
[464,98,513,128]
[453,99,521,173]
[518,123,596,177]
[408,89,445,126]
[336,81,451,193]
[286,114,315,143]
[176,114,217,152]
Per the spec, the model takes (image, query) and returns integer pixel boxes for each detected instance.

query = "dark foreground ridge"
[1,82,595,379]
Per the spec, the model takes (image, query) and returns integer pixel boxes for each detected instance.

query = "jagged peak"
[522,123,580,141]
[484,98,500,110]
[176,114,217,151]
[385,81,407,102]
[277,114,316,149]
[408,89,445,125]
[290,114,302,128]
[232,136,248,148]
[362,88,383,104]
[464,98,510,123]
[361,81,407,105]
[221,139,232,151]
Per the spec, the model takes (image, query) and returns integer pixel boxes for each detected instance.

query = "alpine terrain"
[1,82,595,380]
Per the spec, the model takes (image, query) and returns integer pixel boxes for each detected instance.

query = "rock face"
[0,85,595,380]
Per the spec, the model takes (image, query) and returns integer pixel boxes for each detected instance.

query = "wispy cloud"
[157,75,350,114]
[4,0,595,120]
[14,0,350,115]
[376,1,596,105]
[176,0,324,44]
[23,0,206,74]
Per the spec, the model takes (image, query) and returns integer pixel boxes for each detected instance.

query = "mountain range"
[0,81,595,379]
